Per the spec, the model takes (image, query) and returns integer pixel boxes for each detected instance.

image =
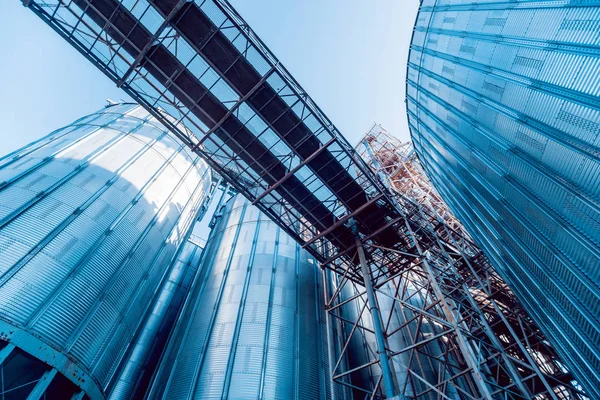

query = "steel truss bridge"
[21,0,587,398]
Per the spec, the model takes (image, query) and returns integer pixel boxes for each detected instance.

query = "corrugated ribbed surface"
[379,283,462,399]
[337,279,380,395]
[147,196,329,400]
[108,239,203,399]
[337,280,463,399]
[0,104,211,398]
[407,0,600,395]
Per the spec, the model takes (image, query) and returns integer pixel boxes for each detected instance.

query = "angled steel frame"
[320,124,587,399]
[20,0,587,398]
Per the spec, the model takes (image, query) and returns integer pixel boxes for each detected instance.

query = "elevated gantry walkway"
[22,0,586,398]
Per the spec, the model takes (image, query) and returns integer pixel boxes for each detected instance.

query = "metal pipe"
[354,236,398,399]
[322,268,338,400]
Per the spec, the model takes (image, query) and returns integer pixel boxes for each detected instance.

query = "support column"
[322,268,339,400]
[26,369,57,400]
[354,236,400,399]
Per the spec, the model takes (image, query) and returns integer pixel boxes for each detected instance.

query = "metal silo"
[108,237,204,400]
[335,276,381,396]
[335,277,463,399]
[0,104,211,399]
[378,281,462,400]
[407,0,600,394]
[146,195,330,400]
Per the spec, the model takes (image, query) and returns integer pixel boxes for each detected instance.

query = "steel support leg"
[26,369,57,400]
[322,268,339,400]
[355,237,399,399]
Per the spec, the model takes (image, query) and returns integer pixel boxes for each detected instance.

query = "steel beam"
[322,268,339,400]
[303,194,383,248]
[117,0,189,87]
[252,138,336,205]
[26,369,57,400]
[354,235,400,399]
[0,344,14,365]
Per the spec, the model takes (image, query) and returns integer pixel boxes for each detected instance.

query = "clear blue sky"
[0,0,418,155]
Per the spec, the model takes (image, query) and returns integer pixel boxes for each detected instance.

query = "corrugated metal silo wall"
[336,277,381,396]
[337,279,464,399]
[406,0,600,395]
[108,239,204,399]
[0,103,211,398]
[146,196,331,400]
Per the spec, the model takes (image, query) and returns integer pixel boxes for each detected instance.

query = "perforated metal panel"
[0,104,212,399]
[407,0,600,395]
[147,196,329,400]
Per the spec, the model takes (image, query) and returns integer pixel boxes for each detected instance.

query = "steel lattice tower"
[314,124,587,399]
